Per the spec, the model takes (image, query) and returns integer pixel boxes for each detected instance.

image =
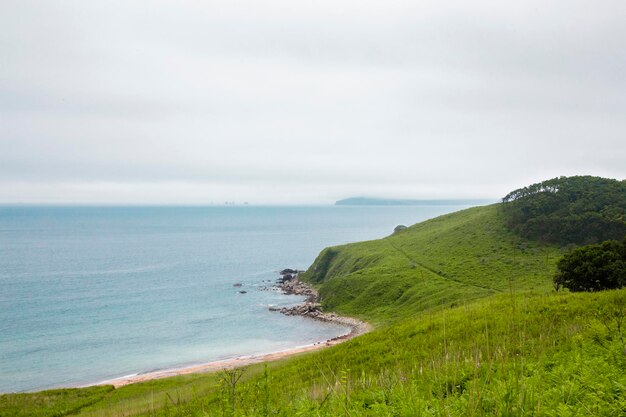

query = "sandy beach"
[98,314,371,388]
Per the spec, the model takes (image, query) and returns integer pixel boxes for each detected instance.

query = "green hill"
[303,205,561,323]
[2,178,625,416]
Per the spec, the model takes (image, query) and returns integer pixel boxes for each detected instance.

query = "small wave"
[92,373,139,386]
[190,316,221,325]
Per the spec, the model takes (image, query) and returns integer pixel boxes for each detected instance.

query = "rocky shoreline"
[269,269,371,341]
[87,269,371,389]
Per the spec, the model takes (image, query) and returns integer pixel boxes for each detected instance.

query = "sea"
[0,204,476,393]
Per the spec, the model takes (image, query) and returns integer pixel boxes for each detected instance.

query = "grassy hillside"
[303,205,561,323]
[0,386,114,417]
[3,201,625,416]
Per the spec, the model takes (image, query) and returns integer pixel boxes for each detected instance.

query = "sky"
[1,0,625,205]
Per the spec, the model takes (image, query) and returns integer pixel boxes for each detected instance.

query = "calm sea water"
[0,205,474,392]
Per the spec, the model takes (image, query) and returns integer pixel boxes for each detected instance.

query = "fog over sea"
[0,204,478,392]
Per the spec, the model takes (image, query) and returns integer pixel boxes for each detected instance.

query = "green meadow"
[2,196,625,416]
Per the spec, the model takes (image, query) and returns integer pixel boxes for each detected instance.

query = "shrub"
[555,238,626,292]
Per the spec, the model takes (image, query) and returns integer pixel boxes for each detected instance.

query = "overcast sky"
[1,0,625,204]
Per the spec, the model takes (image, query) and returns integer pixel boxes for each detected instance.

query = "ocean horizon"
[0,204,480,393]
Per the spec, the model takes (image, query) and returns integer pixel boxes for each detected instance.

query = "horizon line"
[0,199,498,208]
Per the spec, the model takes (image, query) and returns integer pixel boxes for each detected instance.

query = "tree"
[502,176,626,245]
[554,238,626,292]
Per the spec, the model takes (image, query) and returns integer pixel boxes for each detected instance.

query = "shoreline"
[94,272,370,389]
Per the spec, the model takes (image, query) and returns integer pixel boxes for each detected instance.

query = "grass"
[0,386,114,417]
[302,205,561,323]
[3,203,624,416]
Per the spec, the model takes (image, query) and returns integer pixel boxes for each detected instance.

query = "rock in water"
[280,274,294,282]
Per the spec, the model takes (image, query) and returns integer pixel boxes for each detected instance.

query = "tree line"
[502,176,626,246]
[501,175,626,292]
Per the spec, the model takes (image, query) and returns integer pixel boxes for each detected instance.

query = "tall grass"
[41,290,622,417]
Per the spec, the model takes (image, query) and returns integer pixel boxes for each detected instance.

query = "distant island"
[335,197,495,206]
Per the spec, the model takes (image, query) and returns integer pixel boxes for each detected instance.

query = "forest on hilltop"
[502,176,626,245]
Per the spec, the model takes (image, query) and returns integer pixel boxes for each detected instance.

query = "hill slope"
[303,204,561,322]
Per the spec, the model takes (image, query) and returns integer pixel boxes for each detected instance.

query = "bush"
[555,238,626,292]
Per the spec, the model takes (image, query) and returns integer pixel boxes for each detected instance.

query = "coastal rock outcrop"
[270,268,372,338]
[278,274,294,283]
[269,302,322,316]
[279,278,317,302]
